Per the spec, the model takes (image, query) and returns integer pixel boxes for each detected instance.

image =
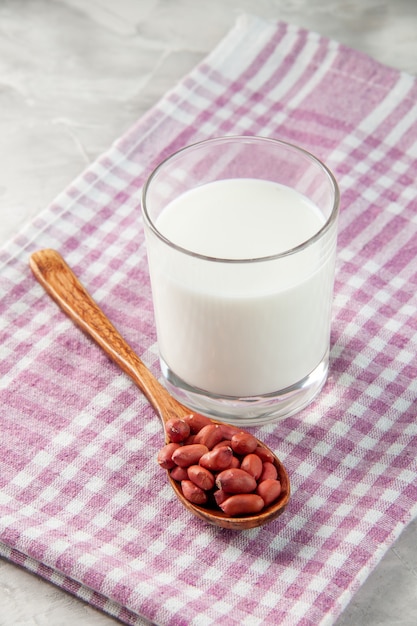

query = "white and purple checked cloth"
[1,14,417,626]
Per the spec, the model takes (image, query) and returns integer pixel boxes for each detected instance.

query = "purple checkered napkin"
[1,14,417,626]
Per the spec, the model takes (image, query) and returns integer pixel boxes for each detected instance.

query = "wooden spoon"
[29,249,290,530]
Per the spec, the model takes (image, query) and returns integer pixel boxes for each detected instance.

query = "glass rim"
[141,135,340,264]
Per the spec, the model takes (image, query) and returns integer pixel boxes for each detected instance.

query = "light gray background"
[0,1,416,625]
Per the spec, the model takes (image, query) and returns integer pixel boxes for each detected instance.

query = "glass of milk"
[141,136,339,425]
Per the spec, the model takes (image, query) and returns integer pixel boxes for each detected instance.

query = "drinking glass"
[141,136,339,425]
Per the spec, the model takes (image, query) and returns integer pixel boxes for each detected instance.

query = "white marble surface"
[1,1,416,624]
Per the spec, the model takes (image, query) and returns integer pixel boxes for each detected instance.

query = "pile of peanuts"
[157,413,282,517]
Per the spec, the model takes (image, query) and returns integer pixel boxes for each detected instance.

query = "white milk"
[147,178,336,397]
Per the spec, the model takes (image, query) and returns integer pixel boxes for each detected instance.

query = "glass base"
[160,351,329,426]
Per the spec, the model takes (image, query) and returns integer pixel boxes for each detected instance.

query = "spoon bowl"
[29,249,290,530]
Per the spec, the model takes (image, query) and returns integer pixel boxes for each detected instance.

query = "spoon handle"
[29,248,191,424]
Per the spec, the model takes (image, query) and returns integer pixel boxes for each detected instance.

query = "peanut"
[199,446,234,472]
[172,444,209,468]
[219,494,264,516]
[158,422,284,519]
[212,439,232,449]
[240,453,263,480]
[165,418,190,443]
[183,413,212,433]
[181,480,207,505]
[254,445,275,464]
[259,462,278,482]
[157,443,181,469]
[219,423,241,439]
[215,468,257,494]
[193,424,224,449]
[231,432,258,455]
[230,455,241,469]
[187,465,215,491]
[170,465,188,481]
[256,478,282,506]
[213,489,229,506]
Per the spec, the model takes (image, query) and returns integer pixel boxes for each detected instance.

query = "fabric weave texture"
[1,15,416,626]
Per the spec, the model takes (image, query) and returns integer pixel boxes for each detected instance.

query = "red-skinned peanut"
[219,494,264,516]
[240,453,263,480]
[158,423,284,519]
[172,444,209,468]
[215,468,257,494]
[157,442,181,469]
[193,424,224,449]
[256,478,282,506]
[170,465,188,481]
[212,439,232,450]
[231,432,258,455]
[183,413,213,433]
[165,418,190,443]
[259,461,278,482]
[181,480,208,505]
[199,446,234,472]
[230,455,240,469]
[213,489,229,506]
[254,445,275,463]
[187,465,215,491]
[219,424,241,439]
